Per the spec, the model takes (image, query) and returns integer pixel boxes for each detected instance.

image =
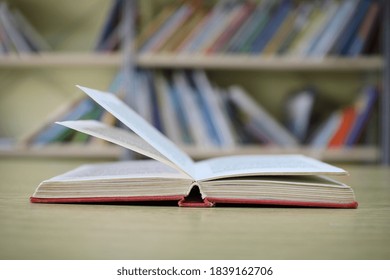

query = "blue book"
[139,4,191,53]
[346,1,379,56]
[223,0,274,53]
[345,86,378,146]
[95,0,123,51]
[185,71,221,146]
[235,1,276,53]
[223,5,262,52]
[310,0,357,57]
[145,71,164,133]
[33,99,95,144]
[251,0,292,53]
[305,1,340,56]
[168,74,193,144]
[334,0,371,55]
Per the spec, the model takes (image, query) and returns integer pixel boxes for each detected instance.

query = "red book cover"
[30,195,358,209]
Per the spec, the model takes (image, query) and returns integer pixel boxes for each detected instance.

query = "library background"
[0,0,389,165]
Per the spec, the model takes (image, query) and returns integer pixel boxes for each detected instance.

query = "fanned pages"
[75,85,195,177]
[57,120,186,175]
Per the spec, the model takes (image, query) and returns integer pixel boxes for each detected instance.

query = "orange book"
[328,107,356,147]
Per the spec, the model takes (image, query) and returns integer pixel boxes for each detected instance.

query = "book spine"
[328,107,357,148]
[95,0,122,51]
[228,86,298,147]
[140,4,193,53]
[183,2,228,53]
[153,72,186,145]
[310,111,343,148]
[346,1,380,56]
[0,3,33,53]
[251,0,292,53]
[32,99,95,144]
[332,0,371,55]
[236,1,276,53]
[305,2,340,56]
[206,2,254,54]
[345,86,379,146]
[172,71,215,148]
[144,71,165,133]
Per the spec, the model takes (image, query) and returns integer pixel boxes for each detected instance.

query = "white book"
[133,71,154,126]
[154,72,185,146]
[311,0,358,58]
[197,2,242,53]
[291,4,329,57]
[13,10,51,51]
[30,86,357,209]
[180,1,226,53]
[173,71,214,148]
[140,4,192,53]
[305,1,339,57]
[310,111,343,148]
[192,70,236,148]
[0,3,32,53]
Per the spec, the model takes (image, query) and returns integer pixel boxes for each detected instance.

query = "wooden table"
[1,158,389,259]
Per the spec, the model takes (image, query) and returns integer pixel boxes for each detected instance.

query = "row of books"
[310,86,379,148]
[24,69,378,149]
[0,2,50,54]
[285,85,379,148]
[97,0,381,57]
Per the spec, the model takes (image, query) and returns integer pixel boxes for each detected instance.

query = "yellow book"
[262,10,298,56]
[135,3,179,50]
[288,6,327,56]
[159,9,207,53]
[286,7,322,55]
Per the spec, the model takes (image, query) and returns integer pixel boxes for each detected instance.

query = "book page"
[57,120,191,176]
[46,160,190,182]
[76,86,195,177]
[194,154,347,181]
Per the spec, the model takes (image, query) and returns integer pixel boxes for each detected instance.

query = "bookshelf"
[0,143,379,163]
[0,53,383,71]
[0,0,387,164]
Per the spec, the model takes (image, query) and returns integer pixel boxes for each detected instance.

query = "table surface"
[0,158,389,260]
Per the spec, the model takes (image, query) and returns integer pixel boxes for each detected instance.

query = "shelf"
[0,53,122,68]
[0,53,383,71]
[0,144,122,159]
[0,144,380,162]
[137,54,384,71]
[183,145,380,162]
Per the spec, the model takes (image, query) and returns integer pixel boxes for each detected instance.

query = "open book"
[31,86,358,208]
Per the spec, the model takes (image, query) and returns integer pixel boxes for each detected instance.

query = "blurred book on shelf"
[0,1,50,54]
[309,85,379,148]
[96,0,381,57]
[227,85,298,147]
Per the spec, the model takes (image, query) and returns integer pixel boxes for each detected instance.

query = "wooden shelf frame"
[0,144,380,162]
[0,52,384,71]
